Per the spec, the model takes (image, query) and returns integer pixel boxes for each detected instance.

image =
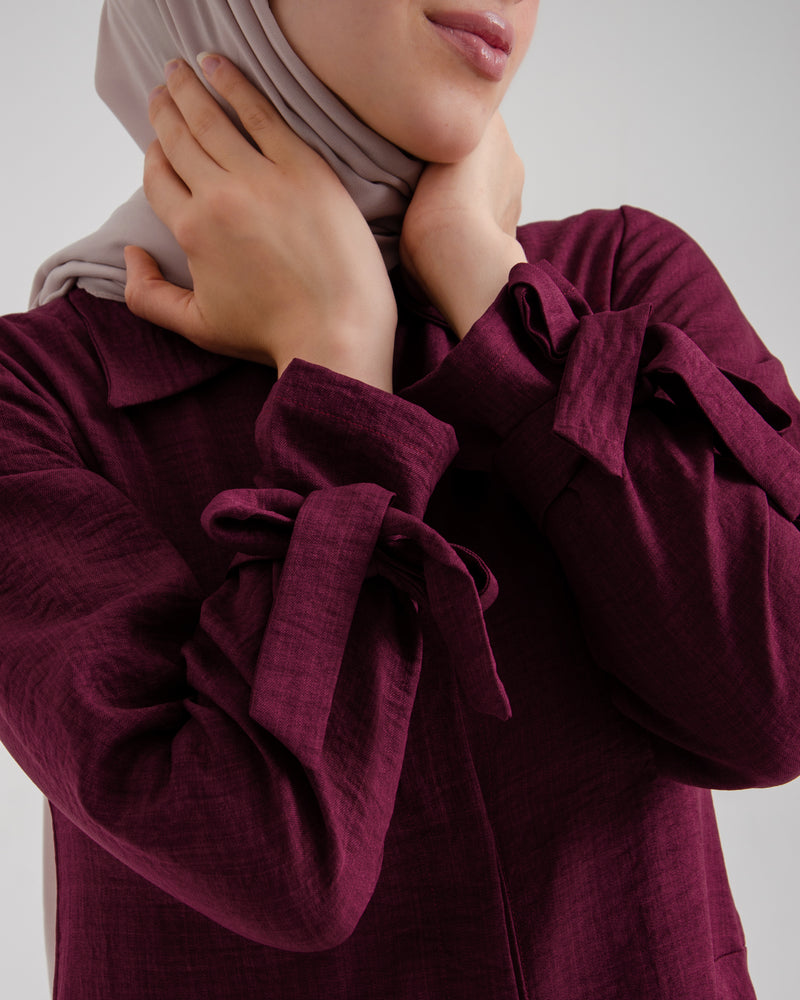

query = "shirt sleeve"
[0,347,504,952]
[402,205,800,790]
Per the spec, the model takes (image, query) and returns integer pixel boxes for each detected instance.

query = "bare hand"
[125,56,397,391]
[399,114,527,339]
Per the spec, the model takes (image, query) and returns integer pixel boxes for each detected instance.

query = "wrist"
[449,235,527,339]
[275,327,395,393]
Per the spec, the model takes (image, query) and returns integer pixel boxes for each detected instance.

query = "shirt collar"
[70,275,445,409]
[71,288,237,408]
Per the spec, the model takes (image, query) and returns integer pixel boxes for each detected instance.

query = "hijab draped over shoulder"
[31,0,422,307]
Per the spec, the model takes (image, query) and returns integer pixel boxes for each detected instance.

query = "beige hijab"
[31,0,422,307]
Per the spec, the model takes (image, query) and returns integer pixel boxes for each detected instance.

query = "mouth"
[425,10,515,82]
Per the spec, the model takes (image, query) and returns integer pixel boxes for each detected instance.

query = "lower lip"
[428,20,509,82]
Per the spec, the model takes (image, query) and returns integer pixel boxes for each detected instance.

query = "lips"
[426,10,515,55]
[426,9,515,82]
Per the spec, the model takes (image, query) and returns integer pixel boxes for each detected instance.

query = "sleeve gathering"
[0,348,503,952]
[402,206,800,790]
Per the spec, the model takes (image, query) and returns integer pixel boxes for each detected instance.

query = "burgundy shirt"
[2,206,799,999]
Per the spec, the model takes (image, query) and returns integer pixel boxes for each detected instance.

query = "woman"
[1,1,799,998]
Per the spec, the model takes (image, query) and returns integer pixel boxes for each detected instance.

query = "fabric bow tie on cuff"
[203,482,511,757]
[511,260,800,522]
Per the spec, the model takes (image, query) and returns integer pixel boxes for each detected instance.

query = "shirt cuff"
[255,357,459,519]
[201,359,510,723]
[400,259,800,525]
[399,262,558,444]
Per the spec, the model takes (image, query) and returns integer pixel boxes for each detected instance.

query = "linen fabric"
[30,0,421,306]
[3,206,800,998]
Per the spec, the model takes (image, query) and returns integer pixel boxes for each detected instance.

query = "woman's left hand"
[399,113,527,339]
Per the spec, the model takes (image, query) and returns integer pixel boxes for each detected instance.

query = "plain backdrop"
[1,2,798,997]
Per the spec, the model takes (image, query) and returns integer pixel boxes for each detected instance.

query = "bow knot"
[203,484,510,754]
[511,262,800,512]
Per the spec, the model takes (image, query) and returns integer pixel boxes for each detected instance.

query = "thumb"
[123,245,197,336]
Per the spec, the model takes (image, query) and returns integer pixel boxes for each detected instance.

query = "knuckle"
[142,143,166,192]
[191,107,218,143]
[148,89,167,126]
[143,138,161,166]
[147,98,180,154]
[142,155,158,195]
[211,63,282,144]
[171,213,198,253]
[202,184,247,226]
[239,101,277,140]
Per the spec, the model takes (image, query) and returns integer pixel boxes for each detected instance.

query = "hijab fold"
[31,0,422,307]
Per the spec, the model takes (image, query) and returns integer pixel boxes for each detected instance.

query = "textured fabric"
[2,205,799,998]
[30,0,421,306]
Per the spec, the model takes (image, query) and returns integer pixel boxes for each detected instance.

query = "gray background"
[1,2,798,997]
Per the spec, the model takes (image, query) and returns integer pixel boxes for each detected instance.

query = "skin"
[269,0,539,163]
[124,0,540,390]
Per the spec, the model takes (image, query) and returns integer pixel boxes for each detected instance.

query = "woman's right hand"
[124,55,397,392]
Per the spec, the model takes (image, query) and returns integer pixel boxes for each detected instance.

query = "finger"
[148,77,222,191]
[124,245,202,341]
[160,58,261,173]
[142,139,192,232]
[196,53,309,167]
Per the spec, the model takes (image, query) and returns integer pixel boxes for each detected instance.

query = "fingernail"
[165,58,182,78]
[149,84,166,104]
[197,52,222,76]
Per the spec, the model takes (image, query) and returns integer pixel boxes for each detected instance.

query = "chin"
[386,106,493,164]
[405,131,485,164]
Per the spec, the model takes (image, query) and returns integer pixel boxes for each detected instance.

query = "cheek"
[277,0,527,163]
[514,3,541,70]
